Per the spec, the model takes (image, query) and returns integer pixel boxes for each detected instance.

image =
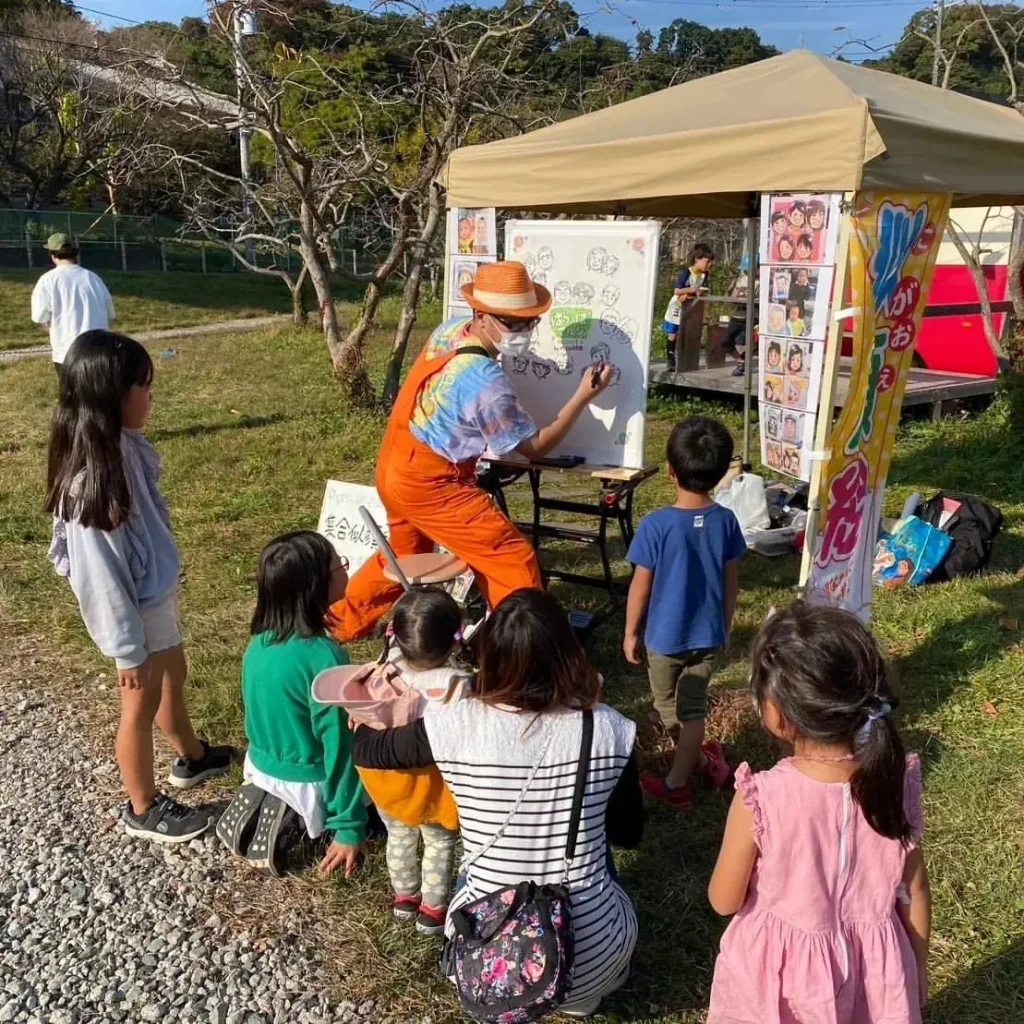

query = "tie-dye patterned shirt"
[409,317,536,464]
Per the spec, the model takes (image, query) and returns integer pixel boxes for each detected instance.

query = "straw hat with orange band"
[460,260,552,320]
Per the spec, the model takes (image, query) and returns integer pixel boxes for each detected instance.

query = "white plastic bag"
[716,472,771,537]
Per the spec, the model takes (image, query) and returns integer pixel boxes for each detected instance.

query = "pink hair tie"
[454,627,464,642]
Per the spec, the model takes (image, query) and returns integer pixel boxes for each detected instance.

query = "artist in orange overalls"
[332,261,613,642]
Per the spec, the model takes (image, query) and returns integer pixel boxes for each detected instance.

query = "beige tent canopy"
[442,49,1024,217]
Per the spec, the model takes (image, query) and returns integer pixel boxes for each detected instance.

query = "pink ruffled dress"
[708,755,923,1024]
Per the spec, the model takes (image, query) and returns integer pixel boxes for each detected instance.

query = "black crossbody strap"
[562,708,594,883]
[455,345,492,359]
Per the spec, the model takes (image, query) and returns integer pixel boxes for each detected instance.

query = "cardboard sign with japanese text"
[317,480,388,571]
[806,192,951,619]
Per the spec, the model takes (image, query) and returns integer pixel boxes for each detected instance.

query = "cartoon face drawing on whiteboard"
[511,354,529,375]
[552,280,572,305]
[599,310,621,334]
[553,355,575,375]
[522,253,537,275]
[532,271,547,286]
[601,284,620,307]
[531,360,551,380]
[572,282,595,305]
[586,247,607,273]
[603,254,620,277]
[537,247,555,272]
[607,365,622,387]
[590,342,611,363]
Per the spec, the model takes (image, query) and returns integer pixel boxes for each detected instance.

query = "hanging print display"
[757,193,843,482]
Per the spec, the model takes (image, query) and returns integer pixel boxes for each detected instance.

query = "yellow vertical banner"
[806,191,951,619]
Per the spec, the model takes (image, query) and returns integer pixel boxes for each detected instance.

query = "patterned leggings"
[378,810,459,909]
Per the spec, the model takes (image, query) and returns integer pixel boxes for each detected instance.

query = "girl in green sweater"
[216,531,366,877]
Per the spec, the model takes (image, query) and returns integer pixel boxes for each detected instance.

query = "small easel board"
[503,220,661,469]
[317,480,388,571]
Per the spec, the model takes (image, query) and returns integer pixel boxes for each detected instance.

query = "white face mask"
[489,316,532,357]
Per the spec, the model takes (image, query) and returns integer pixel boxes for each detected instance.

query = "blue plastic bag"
[873,516,952,590]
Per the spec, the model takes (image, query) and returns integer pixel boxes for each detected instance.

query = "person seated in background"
[721,254,758,378]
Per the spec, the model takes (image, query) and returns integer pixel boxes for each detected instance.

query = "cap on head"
[461,260,551,318]
[46,233,77,254]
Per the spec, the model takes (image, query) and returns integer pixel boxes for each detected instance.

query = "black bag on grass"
[915,491,1003,582]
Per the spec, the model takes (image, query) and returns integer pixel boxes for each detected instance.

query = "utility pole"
[234,4,257,263]
[931,0,944,86]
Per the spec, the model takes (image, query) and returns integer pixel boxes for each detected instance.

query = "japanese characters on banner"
[758,193,843,481]
[806,191,951,619]
[445,207,497,320]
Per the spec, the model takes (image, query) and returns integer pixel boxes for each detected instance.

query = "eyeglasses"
[331,557,350,574]
[493,315,540,333]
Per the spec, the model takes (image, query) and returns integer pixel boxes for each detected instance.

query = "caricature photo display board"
[758,193,842,482]
[502,220,661,469]
[445,208,497,320]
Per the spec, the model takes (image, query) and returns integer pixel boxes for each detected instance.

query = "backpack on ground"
[444,710,593,1023]
[913,491,1003,583]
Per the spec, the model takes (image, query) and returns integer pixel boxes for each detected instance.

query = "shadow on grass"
[148,412,288,441]
[926,940,1024,1023]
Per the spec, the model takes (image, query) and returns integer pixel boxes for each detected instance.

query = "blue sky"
[79,0,925,62]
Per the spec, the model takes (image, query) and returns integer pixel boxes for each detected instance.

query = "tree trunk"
[298,199,373,406]
[381,185,445,406]
[382,256,426,407]
[338,280,384,407]
[1009,207,1024,322]
[290,264,309,326]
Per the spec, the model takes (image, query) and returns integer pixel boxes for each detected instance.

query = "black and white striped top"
[424,700,639,1011]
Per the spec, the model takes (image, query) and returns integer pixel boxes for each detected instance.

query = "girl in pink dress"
[707,602,929,1024]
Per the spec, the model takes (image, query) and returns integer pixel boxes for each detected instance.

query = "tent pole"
[798,194,854,591]
[741,208,758,464]
[442,208,452,314]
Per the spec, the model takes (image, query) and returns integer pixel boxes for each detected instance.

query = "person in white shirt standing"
[30,233,115,374]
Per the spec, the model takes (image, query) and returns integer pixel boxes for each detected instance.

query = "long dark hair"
[750,601,911,844]
[391,587,462,670]
[45,330,154,530]
[475,589,599,714]
[251,530,334,643]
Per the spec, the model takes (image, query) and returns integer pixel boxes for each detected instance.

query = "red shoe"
[640,773,694,810]
[392,893,421,922]
[700,740,732,790]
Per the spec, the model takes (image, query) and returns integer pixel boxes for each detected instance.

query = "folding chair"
[358,506,470,591]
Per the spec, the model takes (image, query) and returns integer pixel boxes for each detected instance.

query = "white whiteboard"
[503,220,660,469]
[317,480,388,571]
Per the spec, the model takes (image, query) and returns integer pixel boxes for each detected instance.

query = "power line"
[73,4,146,25]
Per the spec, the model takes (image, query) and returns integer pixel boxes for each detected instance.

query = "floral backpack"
[444,710,593,1023]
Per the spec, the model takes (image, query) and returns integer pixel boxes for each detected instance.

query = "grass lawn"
[0,269,296,349]
[1,320,1022,1022]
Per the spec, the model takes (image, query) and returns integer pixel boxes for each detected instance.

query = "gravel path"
[0,316,290,363]
[0,677,376,1024]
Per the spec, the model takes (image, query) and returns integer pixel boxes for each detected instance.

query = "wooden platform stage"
[649,359,996,417]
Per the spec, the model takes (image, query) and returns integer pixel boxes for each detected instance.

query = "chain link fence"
[0,208,377,275]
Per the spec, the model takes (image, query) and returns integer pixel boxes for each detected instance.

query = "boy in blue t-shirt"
[662,243,714,372]
[624,416,746,809]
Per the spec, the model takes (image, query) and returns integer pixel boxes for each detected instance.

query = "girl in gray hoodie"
[47,330,235,843]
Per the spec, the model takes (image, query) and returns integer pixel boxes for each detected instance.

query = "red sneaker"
[640,773,694,810]
[700,740,732,790]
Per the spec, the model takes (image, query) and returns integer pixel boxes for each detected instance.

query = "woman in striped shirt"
[353,588,644,1017]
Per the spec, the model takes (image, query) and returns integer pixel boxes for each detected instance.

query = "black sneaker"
[123,794,212,844]
[167,740,237,790]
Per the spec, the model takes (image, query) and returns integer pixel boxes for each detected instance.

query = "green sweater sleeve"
[308,643,367,845]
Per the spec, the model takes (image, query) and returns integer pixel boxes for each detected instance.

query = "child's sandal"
[215,784,266,856]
